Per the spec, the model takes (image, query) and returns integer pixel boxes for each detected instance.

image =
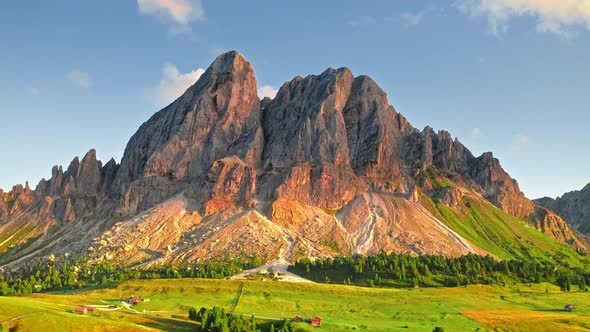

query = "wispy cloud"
[68,70,92,88]
[400,11,425,26]
[471,127,482,139]
[512,133,530,150]
[455,0,590,37]
[258,85,278,99]
[348,15,376,27]
[138,0,205,33]
[24,85,39,96]
[148,63,205,107]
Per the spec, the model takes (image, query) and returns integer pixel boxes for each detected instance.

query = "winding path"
[1,310,53,326]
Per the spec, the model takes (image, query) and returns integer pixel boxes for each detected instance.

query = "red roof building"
[311,316,322,327]
[74,306,88,315]
[128,295,145,305]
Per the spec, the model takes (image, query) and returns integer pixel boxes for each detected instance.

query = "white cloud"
[68,70,92,88]
[400,12,425,26]
[512,133,530,150]
[349,15,376,27]
[149,63,205,107]
[258,85,278,99]
[24,85,39,96]
[456,0,590,36]
[471,127,482,139]
[138,0,205,26]
[516,134,529,145]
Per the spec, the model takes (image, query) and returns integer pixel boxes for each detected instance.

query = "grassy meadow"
[0,278,589,331]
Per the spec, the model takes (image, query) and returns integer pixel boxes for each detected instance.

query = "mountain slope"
[536,184,590,235]
[0,51,586,271]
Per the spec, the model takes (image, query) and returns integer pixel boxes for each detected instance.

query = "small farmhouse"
[565,304,577,312]
[74,306,88,315]
[292,315,303,322]
[311,316,323,327]
[128,295,145,305]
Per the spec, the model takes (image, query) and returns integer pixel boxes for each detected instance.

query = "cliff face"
[0,51,584,269]
[526,206,584,247]
[536,184,590,235]
[114,51,263,215]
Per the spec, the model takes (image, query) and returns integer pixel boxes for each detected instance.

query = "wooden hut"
[311,316,322,327]
[74,306,88,315]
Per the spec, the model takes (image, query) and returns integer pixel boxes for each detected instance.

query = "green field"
[1,278,589,331]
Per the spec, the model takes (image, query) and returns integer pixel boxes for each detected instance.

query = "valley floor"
[0,278,589,331]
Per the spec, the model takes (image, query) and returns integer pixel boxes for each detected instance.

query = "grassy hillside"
[0,224,36,256]
[418,188,589,270]
[0,278,589,331]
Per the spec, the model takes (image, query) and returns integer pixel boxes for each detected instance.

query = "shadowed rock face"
[469,152,535,218]
[0,50,584,269]
[536,184,590,235]
[526,205,584,247]
[263,67,354,169]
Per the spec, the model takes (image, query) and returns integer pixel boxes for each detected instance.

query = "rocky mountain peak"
[113,50,262,214]
[0,50,585,269]
[262,65,354,170]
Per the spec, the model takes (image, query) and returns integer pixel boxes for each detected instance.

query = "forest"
[0,256,262,295]
[288,252,589,291]
[188,306,295,332]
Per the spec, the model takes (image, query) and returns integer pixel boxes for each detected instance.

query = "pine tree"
[188,307,197,320]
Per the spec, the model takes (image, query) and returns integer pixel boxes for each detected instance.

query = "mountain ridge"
[0,51,585,270]
[536,184,590,236]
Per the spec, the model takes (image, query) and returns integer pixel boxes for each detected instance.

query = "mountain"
[536,184,590,235]
[0,51,585,271]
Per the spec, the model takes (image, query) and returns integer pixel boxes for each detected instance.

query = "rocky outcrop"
[343,75,415,181]
[263,68,354,169]
[114,51,263,214]
[204,156,257,203]
[438,186,464,207]
[536,184,590,235]
[526,205,586,248]
[468,152,535,217]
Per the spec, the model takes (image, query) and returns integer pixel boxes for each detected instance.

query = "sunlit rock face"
[0,51,584,270]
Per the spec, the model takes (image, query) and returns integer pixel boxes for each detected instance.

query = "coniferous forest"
[188,306,295,332]
[289,252,589,291]
[0,256,262,295]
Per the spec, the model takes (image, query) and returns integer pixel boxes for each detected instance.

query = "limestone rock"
[526,205,586,248]
[438,186,463,207]
[115,51,262,193]
[469,152,534,217]
[535,183,590,235]
[263,67,354,169]
[0,50,585,269]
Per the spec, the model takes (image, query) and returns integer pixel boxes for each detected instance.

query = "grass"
[1,278,589,331]
[0,225,36,255]
[418,192,589,269]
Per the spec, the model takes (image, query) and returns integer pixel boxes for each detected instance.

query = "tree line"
[0,256,263,296]
[288,252,590,291]
[188,306,294,332]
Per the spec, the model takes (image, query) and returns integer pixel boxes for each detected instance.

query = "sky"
[1,0,589,199]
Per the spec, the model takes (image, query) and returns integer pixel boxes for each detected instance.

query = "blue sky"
[1,0,589,199]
